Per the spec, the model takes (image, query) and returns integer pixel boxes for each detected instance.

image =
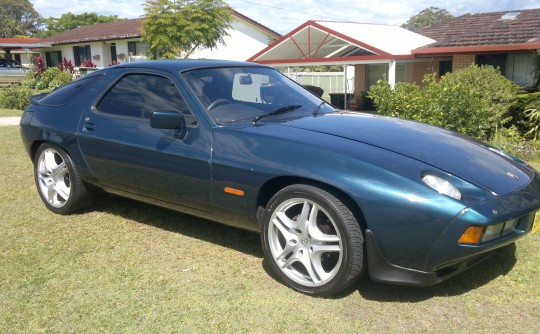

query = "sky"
[30,0,540,34]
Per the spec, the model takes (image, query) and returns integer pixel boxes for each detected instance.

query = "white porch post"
[388,59,396,88]
[343,65,347,109]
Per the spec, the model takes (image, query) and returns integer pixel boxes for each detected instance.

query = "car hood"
[280,112,533,196]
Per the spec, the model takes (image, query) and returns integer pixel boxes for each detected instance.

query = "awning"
[248,20,435,66]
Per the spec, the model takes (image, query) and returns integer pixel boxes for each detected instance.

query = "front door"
[77,70,212,212]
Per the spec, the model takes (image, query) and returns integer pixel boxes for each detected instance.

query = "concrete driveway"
[0,117,20,126]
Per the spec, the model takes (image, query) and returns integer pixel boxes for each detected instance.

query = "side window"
[96,73,196,125]
[38,74,104,106]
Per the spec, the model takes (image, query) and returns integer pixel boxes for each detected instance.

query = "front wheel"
[34,143,93,215]
[261,184,364,296]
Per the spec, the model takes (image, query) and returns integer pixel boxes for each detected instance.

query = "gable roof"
[40,19,142,45]
[39,10,280,46]
[248,20,434,65]
[414,8,540,55]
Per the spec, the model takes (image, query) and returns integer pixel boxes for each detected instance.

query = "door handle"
[84,117,95,132]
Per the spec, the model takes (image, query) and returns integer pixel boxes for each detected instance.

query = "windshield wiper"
[252,104,302,124]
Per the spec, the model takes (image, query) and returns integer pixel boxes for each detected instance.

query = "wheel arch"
[30,140,47,161]
[255,176,368,232]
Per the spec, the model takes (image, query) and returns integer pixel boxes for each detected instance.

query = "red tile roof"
[0,38,42,44]
[418,8,540,48]
[39,10,280,46]
[40,19,142,45]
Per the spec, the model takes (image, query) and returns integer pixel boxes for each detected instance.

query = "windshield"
[182,66,334,125]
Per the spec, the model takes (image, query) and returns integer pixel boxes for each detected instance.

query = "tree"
[141,0,232,59]
[401,7,453,31]
[40,12,124,37]
[0,0,40,37]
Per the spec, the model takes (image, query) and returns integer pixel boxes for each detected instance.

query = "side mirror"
[150,111,187,140]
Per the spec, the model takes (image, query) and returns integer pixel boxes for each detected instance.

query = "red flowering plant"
[32,56,46,76]
[58,57,74,73]
[81,59,96,68]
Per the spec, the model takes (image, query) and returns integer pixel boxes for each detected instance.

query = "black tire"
[261,184,364,296]
[34,143,93,215]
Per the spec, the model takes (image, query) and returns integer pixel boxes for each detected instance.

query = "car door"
[77,69,212,212]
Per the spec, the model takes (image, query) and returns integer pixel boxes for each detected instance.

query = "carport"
[0,38,51,66]
[247,21,436,109]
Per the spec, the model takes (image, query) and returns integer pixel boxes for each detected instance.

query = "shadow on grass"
[92,192,518,302]
[350,243,517,302]
[92,193,264,258]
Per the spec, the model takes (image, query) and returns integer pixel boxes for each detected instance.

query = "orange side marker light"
[458,226,484,244]
[224,187,245,197]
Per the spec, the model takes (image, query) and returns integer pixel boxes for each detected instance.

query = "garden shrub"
[23,65,73,90]
[369,65,520,140]
[489,126,540,161]
[0,85,32,110]
[40,68,73,90]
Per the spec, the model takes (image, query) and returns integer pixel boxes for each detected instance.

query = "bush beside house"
[369,64,540,160]
[0,55,74,111]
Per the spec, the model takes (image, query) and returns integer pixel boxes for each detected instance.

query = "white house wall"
[190,20,273,61]
[45,40,136,68]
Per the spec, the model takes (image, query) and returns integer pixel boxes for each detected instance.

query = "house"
[415,9,540,89]
[248,8,540,109]
[38,9,280,68]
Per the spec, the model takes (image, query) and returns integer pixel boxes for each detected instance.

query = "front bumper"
[367,171,540,286]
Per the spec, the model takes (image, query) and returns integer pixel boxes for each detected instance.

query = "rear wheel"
[261,184,364,296]
[34,143,92,214]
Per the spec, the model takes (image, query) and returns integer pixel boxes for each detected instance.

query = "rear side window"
[96,73,195,124]
[38,74,104,106]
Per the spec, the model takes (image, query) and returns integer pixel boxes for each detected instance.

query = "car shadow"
[92,193,263,258]
[346,243,517,302]
[92,192,518,301]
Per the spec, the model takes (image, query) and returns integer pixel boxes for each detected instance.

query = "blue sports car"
[20,60,540,296]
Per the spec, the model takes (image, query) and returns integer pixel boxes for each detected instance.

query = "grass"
[0,108,23,117]
[1,124,539,333]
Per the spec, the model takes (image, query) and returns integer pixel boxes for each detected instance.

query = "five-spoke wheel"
[34,143,92,214]
[262,184,363,296]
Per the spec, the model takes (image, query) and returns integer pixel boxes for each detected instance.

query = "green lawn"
[0,108,23,117]
[1,125,539,333]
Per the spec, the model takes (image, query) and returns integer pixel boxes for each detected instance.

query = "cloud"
[31,0,539,34]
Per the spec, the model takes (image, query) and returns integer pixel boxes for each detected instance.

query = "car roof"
[114,59,268,72]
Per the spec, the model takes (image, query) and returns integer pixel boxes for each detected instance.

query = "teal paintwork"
[20,60,540,285]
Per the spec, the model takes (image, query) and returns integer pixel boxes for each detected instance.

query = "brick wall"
[452,54,476,71]
[412,61,438,85]
[352,65,366,109]
[354,65,366,93]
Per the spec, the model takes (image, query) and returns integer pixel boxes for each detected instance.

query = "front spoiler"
[365,230,493,286]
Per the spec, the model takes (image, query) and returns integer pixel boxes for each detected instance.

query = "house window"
[439,60,452,77]
[127,41,149,56]
[73,45,91,66]
[476,54,507,75]
[505,53,535,88]
[366,64,388,89]
[46,51,62,67]
[476,53,535,88]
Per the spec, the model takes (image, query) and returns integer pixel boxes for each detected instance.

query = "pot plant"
[79,59,97,75]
